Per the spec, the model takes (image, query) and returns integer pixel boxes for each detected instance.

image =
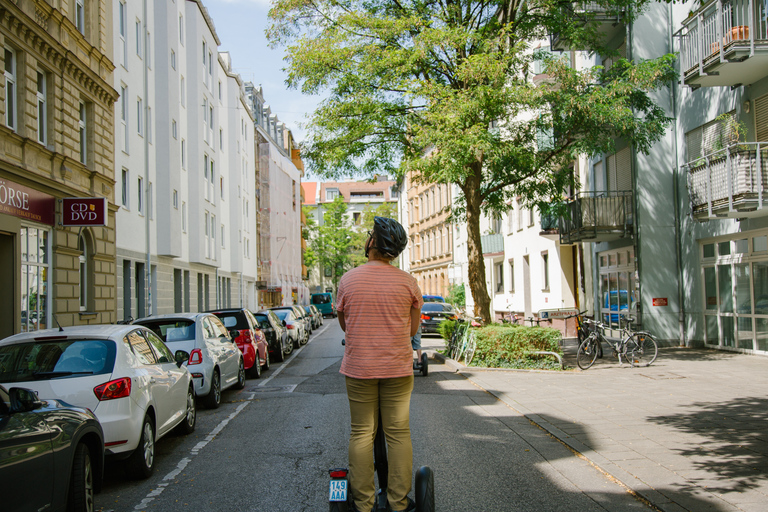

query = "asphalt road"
[96,319,652,512]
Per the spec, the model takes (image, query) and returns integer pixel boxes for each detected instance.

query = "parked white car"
[0,324,196,479]
[134,312,245,409]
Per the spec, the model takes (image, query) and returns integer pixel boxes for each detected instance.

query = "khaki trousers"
[345,376,414,512]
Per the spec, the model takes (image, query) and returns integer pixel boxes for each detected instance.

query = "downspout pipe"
[143,0,152,315]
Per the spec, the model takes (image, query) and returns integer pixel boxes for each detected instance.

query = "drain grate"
[250,384,298,393]
[638,372,685,380]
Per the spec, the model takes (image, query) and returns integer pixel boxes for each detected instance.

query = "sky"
[204,0,322,149]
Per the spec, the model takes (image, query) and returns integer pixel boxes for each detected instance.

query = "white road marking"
[133,395,254,510]
[257,321,331,387]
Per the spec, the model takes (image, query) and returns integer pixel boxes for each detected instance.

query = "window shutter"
[686,127,703,161]
[616,147,633,191]
[755,94,768,142]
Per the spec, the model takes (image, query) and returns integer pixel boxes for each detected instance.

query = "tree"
[307,196,356,292]
[268,0,677,322]
[302,205,319,279]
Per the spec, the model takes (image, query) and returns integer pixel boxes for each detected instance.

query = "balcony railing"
[481,233,504,255]
[550,2,627,51]
[677,0,768,88]
[684,142,768,218]
[559,191,633,244]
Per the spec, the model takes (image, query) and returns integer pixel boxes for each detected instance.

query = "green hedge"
[440,321,563,370]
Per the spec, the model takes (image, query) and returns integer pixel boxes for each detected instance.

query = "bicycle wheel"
[626,333,658,367]
[464,331,477,366]
[455,331,468,362]
[577,336,599,370]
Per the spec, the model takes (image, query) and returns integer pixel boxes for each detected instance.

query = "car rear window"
[273,310,290,321]
[136,320,196,343]
[0,339,116,383]
[422,303,454,313]
[312,294,331,304]
[213,313,249,331]
[253,314,272,330]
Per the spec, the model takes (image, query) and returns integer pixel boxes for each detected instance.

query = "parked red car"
[208,308,269,378]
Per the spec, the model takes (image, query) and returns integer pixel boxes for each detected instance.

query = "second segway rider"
[336,217,423,512]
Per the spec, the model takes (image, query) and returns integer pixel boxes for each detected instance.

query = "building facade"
[0,0,118,336]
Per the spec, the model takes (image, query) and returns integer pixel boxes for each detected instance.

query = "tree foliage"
[268,0,677,322]
[349,202,399,267]
[306,196,355,292]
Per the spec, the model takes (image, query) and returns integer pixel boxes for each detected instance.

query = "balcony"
[685,142,768,219]
[481,233,504,256]
[550,2,627,52]
[677,0,768,88]
[559,191,633,244]
[539,205,561,240]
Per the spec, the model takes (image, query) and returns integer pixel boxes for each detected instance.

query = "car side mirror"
[9,387,43,413]
[282,320,287,327]
[175,350,190,367]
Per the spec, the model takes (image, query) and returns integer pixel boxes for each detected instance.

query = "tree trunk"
[462,163,492,323]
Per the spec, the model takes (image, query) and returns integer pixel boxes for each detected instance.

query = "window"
[209,159,215,202]
[542,252,549,291]
[172,119,177,139]
[148,182,153,219]
[76,0,85,35]
[137,177,144,214]
[326,188,339,201]
[204,154,209,200]
[118,1,127,66]
[79,103,87,164]
[221,224,225,248]
[509,259,515,292]
[147,107,152,143]
[202,41,206,68]
[121,169,129,207]
[179,14,184,45]
[208,51,213,76]
[353,212,361,225]
[137,98,143,135]
[220,177,224,200]
[219,128,223,149]
[78,234,90,311]
[171,49,176,70]
[209,105,214,130]
[218,81,222,101]
[36,71,47,145]
[136,20,142,57]
[21,227,50,332]
[204,212,210,258]
[495,262,504,293]
[181,139,186,169]
[120,85,128,152]
[4,47,16,130]
[182,202,187,232]
[173,190,178,209]
[180,76,185,106]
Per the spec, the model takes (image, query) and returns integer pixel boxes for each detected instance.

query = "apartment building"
[0,0,118,336]
[114,0,257,319]
[303,177,399,293]
[549,0,768,353]
[245,83,306,308]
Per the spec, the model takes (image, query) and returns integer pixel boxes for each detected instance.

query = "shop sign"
[652,298,668,306]
[0,180,55,225]
[538,308,580,319]
[62,198,107,226]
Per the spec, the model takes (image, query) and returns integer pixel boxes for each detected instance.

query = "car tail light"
[329,468,348,478]
[286,324,295,329]
[421,314,430,321]
[188,348,203,365]
[94,377,131,401]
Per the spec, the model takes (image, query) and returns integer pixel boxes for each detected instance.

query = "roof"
[317,178,398,203]
[302,182,318,206]
[0,324,140,344]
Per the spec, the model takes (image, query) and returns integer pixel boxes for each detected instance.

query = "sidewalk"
[424,335,768,512]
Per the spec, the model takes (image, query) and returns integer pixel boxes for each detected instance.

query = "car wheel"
[203,369,222,409]
[273,343,286,362]
[248,351,262,378]
[284,335,294,357]
[126,415,155,479]
[67,443,93,512]
[176,385,196,435]
[262,347,270,371]
[234,359,246,389]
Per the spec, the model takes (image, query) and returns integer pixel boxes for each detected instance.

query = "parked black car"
[255,310,292,362]
[420,303,459,334]
[0,384,104,512]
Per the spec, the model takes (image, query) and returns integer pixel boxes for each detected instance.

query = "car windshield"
[136,320,196,343]
[0,339,116,383]
[312,295,331,304]
[253,315,272,329]
[213,313,249,331]
[422,303,454,313]
[273,310,291,321]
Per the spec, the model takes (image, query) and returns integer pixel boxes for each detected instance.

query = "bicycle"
[577,317,658,370]
[448,315,478,365]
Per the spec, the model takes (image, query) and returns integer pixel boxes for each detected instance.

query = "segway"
[332,340,435,512]
[413,353,428,376]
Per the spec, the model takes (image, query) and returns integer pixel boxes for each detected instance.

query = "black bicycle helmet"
[366,216,407,259]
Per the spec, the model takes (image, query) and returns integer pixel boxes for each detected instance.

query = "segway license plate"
[329,479,348,502]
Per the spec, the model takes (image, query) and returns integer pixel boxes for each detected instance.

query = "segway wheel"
[420,353,429,377]
[414,465,435,512]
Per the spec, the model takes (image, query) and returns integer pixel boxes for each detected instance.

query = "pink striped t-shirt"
[337,260,423,379]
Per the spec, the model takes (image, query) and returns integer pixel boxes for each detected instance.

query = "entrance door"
[0,233,15,339]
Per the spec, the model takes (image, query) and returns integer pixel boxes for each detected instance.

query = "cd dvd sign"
[62,197,107,226]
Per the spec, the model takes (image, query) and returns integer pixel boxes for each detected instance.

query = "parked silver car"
[269,308,306,348]
[134,313,245,409]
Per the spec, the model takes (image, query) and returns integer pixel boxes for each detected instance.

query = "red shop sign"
[0,179,55,225]
[652,297,668,307]
[62,197,107,226]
